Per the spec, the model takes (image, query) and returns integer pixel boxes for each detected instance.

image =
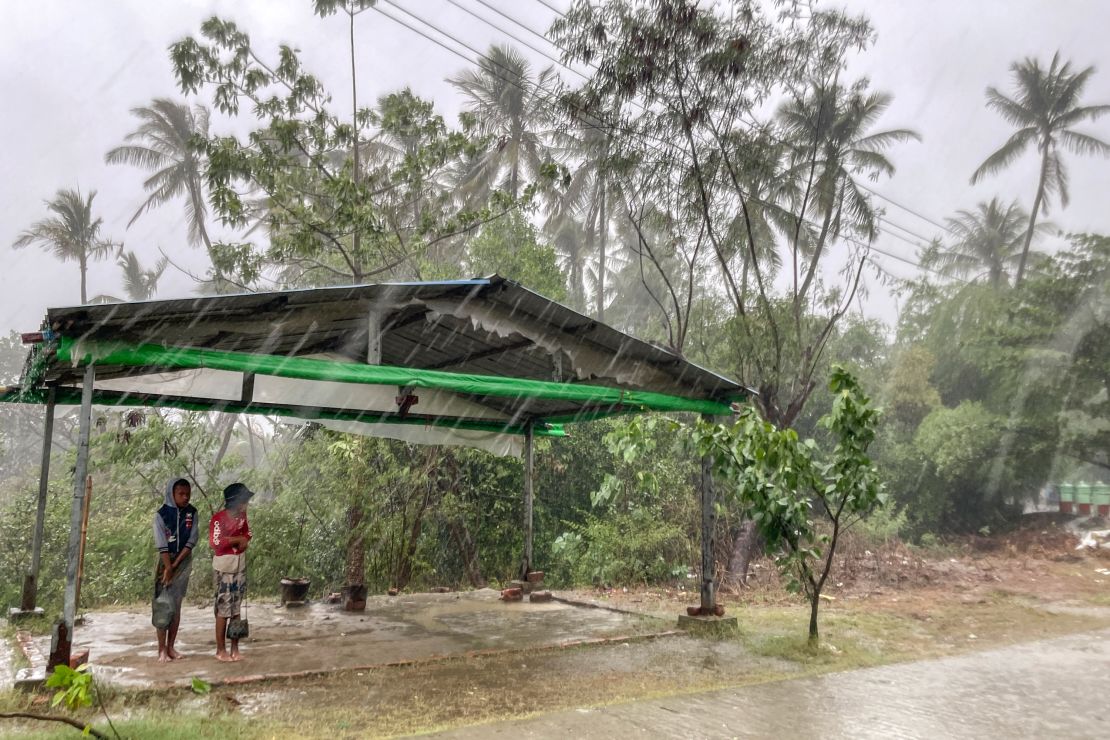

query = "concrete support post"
[520,421,535,579]
[50,365,94,668]
[20,387,56,613]
[699,414,717,614]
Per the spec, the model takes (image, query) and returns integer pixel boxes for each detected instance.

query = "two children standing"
[152,479,254,663]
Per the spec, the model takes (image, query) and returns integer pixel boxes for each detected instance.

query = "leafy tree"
[889,233,1110,532]
[554,416,697,586]
[105,99,214,258]
[552,0,916,430]
[911,402,1009,532]
[466,211,567,301]
[971,52,1110,286]
[882,345,941,430]
[170,16,493,288]
[694,367,884,643]
[12,188,117,304]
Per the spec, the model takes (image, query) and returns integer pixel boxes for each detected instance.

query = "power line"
[531,0,956,239]
[454,1,953,257]
[382,0,953,281]
[444,0,591,83]
[377,0,957,283]
[433,2,946,270]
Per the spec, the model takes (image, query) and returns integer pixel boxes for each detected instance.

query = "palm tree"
[13,188,117,303]
[118,250,169,301]
[554,122,625,319]
[778,81,920,298]
[927,199,1048,287]
[91,250,170,303]
[971,52,1110,286]
[449,44,555,201]
[105,99,213,252]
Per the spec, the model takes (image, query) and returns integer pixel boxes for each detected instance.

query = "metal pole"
[699,414,717,614]
[20,387,56,612]
[61,366,95,633]
[521,421,534,579]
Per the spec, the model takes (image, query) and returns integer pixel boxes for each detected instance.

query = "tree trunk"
[1014,147,1049,288]
[451,518,485,587]
[808,591,820,643]
[725,520,763,589]
[345,503,365,587]
[79,253,88,304]
[394,476,434,590]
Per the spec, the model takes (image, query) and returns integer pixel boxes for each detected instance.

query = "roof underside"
[8,277,747,455]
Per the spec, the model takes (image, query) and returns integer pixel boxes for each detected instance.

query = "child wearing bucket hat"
[209,482,255,661]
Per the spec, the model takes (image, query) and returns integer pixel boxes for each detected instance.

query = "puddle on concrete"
[33,589,665,689]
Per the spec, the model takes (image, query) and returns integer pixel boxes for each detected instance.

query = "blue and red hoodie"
[153,478,198,558]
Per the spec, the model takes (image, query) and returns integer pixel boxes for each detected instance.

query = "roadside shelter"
[0,276,748,665]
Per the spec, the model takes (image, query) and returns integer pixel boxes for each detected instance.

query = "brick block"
[500,587,523,601]
[69,649,90,669]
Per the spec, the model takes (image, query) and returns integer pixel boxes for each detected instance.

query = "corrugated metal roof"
[29,276,749,429]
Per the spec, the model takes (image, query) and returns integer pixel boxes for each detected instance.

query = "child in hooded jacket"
[153,478,198,662]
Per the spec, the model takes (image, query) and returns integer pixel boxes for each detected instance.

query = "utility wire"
[530,0,957,239]
[385,0,953,281]
[447,0,947,258]
[377,1,960,283]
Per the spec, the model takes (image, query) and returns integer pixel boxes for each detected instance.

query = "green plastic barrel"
[1058,482,1075,503]
[1076,482,1093,510]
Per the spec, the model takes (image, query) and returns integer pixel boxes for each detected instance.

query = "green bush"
[552,508,692,587]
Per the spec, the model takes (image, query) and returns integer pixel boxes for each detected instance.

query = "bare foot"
[167,647,184,660]
[157,651,171,663]
[229,651,243,662]
[216,651,234,662]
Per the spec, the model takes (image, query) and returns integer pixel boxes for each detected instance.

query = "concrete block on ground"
[529,590,553,603]
[677,614,739,635]
[14,667,46,691]
[509,579,533,594]
[526,571,545,584]
[500,587,523,602]
[7,607,45,622]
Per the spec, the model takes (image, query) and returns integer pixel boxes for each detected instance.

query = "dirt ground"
[3,515,1110,738]
[576,513,1110,619]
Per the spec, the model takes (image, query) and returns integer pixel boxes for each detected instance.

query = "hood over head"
[165,478,192,507]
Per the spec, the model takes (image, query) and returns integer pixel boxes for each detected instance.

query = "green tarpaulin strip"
[0,387,566,438]
[55,337,733,416]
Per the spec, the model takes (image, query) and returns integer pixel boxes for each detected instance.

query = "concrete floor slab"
[24,589,663,689]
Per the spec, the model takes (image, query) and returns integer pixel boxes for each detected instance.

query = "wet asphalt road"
[427,628,1110,739]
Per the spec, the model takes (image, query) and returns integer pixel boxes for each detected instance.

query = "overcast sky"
[2,0,1108,338]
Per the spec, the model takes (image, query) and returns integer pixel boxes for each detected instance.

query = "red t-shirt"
[209,509,252,557]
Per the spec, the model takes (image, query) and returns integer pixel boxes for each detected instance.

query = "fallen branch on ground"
[0,711,108,738]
